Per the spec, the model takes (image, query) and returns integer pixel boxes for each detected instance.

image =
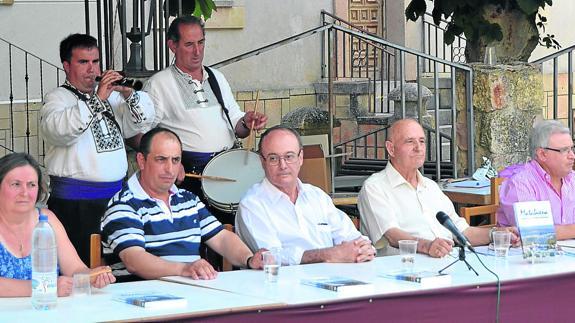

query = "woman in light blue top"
[0,153,115,297]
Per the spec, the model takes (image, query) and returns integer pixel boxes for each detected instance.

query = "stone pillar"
[456,63,543,175]
[388,83,433,124]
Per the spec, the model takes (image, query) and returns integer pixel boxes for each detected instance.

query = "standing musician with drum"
[143,16,267,225]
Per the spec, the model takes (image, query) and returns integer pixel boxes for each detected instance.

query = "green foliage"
[405,0,556,48]
[194,0,217,19]
[536,13,560,49]
[165,0,217,19]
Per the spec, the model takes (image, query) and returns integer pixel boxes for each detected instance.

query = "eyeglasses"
[543,146,575,155]
[261,150,301,166]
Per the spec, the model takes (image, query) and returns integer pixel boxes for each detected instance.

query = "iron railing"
[334,123,453,162]
[422,13,466,73]
[95,0,190,75]
[0,11,476,181]
[210,20,474,179]
[328,24,474,179]
[531,44,575,132]
[0,36,65,163]
[321,10,396,114]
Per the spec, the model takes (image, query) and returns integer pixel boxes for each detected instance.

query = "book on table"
[300,276,372,293]
[513,200,558,259]
[380,270,451,287]
[115,292,187,309]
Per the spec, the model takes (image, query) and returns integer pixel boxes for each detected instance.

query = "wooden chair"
[222,224,235,272]
[350,216,360,230]
[460,177,505,226]
[90,233,103,268]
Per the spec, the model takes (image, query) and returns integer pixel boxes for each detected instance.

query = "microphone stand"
[438,242,479,276]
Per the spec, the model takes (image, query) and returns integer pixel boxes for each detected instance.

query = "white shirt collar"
[127,172,179,201]
[386,162,427,190]
[260,177,305,203]
[172,64,209,82]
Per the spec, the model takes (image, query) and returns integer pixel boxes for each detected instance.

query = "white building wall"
[205,0,333,91]
[1,0,574,101]
[530,0,575,62]
[0,0,333,100]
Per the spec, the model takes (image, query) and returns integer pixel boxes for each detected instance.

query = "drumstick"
[185,173,237,182]
[89,267,112,278]
[246,90,260,151]
[324,152,353,158]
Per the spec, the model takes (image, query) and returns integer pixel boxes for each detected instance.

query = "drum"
[201,149,265,213]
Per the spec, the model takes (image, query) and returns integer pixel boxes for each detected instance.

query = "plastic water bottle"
[31,214,57,310]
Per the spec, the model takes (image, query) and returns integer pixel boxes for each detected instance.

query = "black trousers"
[47,196,109,266]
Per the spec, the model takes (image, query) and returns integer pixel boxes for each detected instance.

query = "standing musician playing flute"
[40,33,155,265]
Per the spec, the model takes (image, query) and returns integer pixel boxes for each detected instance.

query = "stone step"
[337,158,455,180]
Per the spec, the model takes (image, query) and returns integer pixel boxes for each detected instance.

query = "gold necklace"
[0,215,26,257]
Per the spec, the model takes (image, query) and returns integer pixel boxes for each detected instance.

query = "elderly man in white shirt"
[236,125,375,265]
[358,119,517,257]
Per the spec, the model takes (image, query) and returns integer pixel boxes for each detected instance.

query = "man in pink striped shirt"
[497,120,575,239]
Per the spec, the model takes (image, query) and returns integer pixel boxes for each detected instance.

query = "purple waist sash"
[50,176,122,200]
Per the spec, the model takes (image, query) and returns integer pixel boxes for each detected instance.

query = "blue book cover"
[300,276,371,293]
[381,270,451,287]
[513,200,558,258]
[116,292,187,309]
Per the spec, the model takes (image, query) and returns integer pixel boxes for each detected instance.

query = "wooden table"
[330,192,359,206]
[442,185,491,206]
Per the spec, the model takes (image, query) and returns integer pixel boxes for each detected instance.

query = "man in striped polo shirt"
[101,128,264,281]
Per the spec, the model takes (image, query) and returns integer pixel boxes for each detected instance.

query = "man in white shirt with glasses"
[236,125,375,265]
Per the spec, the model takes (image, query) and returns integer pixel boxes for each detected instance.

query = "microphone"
[435,211,474,252]
[95,76,143,91]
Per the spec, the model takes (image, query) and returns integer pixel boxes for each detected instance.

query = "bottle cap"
[39,214,48,221]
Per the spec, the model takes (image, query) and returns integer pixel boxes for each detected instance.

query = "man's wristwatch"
[245,256,253,269]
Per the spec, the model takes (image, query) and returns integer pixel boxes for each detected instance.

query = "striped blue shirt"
[101,173,223,279]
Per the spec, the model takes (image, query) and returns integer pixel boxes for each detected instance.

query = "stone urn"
[388,83,434,127]
[281,107,340,136]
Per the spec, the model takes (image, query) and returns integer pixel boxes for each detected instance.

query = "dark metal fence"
[0,11,476,179]
[0,36,65,163]
[531,45,575,132]
[422,13,466,73]
[328,24,474,179]
[94,0,182,76]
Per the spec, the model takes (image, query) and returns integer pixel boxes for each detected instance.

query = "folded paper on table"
[448,179,490,188]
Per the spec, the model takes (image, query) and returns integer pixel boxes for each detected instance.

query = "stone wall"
[0,101,42,162]
[456,63,543,175]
